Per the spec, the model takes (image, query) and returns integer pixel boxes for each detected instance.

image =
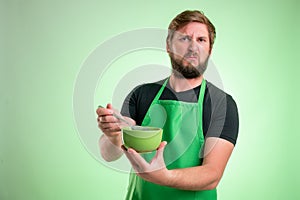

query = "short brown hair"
[167,10,216,51]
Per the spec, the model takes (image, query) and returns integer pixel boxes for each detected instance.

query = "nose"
[188,40,198,52]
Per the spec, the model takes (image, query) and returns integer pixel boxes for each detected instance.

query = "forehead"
[175,22,209,37]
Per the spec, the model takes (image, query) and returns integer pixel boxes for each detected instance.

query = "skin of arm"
[123,137,234,191]
[99,134,123,162]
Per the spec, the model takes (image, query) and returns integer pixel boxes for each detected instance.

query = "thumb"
[107,103,121,116]
[155,141,167,160]
[106,103,113,109]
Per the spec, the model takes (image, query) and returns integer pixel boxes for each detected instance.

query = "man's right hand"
[97,104,121,137]
[96,103,136,145]
[96,103,136,161]
[96,103,124,146]
[96,103,124,161]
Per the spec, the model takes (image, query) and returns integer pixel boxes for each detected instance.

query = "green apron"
[125,79,217,200]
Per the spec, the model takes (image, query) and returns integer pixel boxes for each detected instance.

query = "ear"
[166,42,171,53]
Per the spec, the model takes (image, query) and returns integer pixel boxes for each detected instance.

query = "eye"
[198,37,207,42]
[179,36,190,42]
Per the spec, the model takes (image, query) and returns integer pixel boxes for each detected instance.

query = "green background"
[1,0,299,199]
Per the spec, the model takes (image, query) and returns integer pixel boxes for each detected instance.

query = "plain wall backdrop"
[1,0,299,199]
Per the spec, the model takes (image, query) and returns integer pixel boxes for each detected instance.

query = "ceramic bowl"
[122,126,163,152]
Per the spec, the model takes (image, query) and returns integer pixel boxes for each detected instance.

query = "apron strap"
[152,78,206,106]
[150,78,168,104]
[198,79,206,109]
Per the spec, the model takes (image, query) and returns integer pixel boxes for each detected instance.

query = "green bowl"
[122,126,163,153]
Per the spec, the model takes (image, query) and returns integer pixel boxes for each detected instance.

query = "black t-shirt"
[121,78,239,145]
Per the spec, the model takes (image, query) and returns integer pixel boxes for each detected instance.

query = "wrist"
[160,169,177,187]
[107,134,122,147]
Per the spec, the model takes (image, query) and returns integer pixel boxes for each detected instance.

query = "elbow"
[98,136,123,162]
[99,144,123,162]
[205,170,222,190]
[99,137,111,162]
[205,179,220,190]
[101,150,123,162]
[100,150,114,162]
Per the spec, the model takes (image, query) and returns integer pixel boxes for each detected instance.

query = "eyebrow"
[198,36,209,39]
[176,32,208,38]
[177,33,209,40]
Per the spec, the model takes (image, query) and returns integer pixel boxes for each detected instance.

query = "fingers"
[97,115,118,123]
[96,103,122,134]
[122,141,168,173]
[97,116,122,133]
[158,141,168,150]
[152,141,167,166]
[106,103,113,109]
[96,105,113,116]
[123,147,148,173]
[99,122,121,132]
[156,141,167,156]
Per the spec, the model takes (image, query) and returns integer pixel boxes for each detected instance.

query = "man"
[96,10,239,200]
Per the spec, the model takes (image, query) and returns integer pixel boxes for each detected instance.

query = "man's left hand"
[122,141,172,186]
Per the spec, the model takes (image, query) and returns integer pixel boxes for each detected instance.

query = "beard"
[169,52,209,79]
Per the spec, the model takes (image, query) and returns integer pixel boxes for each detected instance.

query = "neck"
[169,74,203,92]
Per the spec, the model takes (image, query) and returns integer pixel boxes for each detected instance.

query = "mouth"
[184,56,198,64]
[185,56,197,60]
[184,53,198,60]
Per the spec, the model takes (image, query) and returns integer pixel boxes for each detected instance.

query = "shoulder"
[206,81,237,107]
[205,81,239,145]
[206,81,226,100]
[131,78,167,97]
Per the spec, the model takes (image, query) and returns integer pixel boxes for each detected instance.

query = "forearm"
[162,138,233,191]
[99,134,123,162]
[124,137,233,191]
[165,165,220,191]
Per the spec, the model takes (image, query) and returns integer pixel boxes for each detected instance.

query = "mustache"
[184,51,199,58]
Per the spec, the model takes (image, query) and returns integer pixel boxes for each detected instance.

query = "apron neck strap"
[152,78,169,102]
[198,79,206,108]
[153,77,206,105]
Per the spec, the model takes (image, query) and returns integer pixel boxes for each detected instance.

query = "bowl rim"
[122,126,162,138]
